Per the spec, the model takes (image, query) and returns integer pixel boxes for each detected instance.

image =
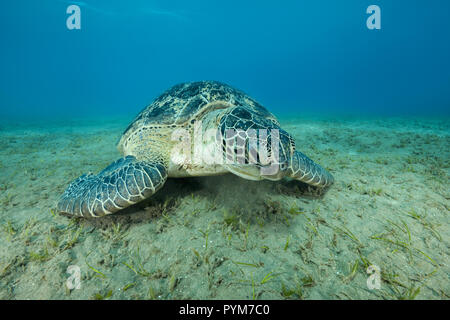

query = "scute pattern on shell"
[121,81,276,138]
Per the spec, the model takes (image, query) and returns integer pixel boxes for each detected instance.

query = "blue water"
[1,0,449,119]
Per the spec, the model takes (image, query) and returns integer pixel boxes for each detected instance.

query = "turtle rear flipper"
[57,155,167,217]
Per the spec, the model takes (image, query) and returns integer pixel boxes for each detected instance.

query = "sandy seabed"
[0,114,448,299]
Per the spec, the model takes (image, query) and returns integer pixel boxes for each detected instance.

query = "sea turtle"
[58,81,334,217]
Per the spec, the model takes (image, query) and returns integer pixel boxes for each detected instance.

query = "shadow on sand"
[65,174,331,229]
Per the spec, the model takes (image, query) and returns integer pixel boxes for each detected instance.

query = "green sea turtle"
[58,81,334,217]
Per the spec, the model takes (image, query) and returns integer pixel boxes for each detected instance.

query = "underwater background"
[1,0,450,119]
[0,0,449,299]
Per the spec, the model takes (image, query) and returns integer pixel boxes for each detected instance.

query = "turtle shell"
[121,81,276,137]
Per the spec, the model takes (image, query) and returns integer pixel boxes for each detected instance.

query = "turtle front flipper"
[57,155,167,217]
[288,151,334,187]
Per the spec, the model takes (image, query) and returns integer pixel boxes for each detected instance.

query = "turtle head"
[258,128,294,179]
